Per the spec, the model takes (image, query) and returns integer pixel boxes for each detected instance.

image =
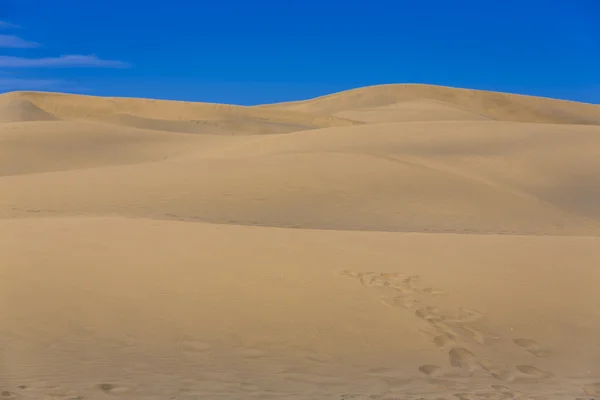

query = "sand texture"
[2,84,600,400]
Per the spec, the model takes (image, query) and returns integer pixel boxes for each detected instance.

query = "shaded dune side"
[0,91,361,133]
[0,98,58,123]
[0,121,242,176]
[256,84,600,125]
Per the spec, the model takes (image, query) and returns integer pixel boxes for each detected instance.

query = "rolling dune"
[2,85,600,400]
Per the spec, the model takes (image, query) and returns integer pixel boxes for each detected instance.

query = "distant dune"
[0,90,360,134]
[257,84,600,125]
[2,84,600,400]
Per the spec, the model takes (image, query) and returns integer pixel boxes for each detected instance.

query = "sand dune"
[258,84,600,126]
[2,85,600,400]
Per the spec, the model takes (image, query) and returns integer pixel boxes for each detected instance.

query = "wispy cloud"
[0,34,39,48]
[0,20,131,92]
[0,55,131,68]
[0,21,18,29]
[0,77,64,90]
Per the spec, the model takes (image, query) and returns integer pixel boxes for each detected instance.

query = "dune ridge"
[2,84,600,400]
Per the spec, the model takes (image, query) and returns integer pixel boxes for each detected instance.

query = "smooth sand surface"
[2,85,600,400]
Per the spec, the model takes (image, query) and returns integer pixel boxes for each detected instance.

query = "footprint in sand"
[479,359,515,382]
[448,347,479,372]
[388,275,420,292]
[515,365,553,379]
[0,391,15,399]
[415,306,444,323]
[342,270,425,297]
[513,338,549,357]
[380,294,418,310]
[419,326,456,348]
[357,272,389,288]
[431,320,460,337]
[433,333,457,348]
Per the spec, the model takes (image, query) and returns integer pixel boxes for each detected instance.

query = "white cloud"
[0,34,39,48]
[0,55,131,68]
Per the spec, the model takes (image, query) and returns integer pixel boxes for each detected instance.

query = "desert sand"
[1,84,600,400]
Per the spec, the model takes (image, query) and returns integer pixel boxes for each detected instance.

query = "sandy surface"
[2,85,600,400]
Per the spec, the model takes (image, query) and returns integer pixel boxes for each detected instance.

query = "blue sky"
[0,0,598,105]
